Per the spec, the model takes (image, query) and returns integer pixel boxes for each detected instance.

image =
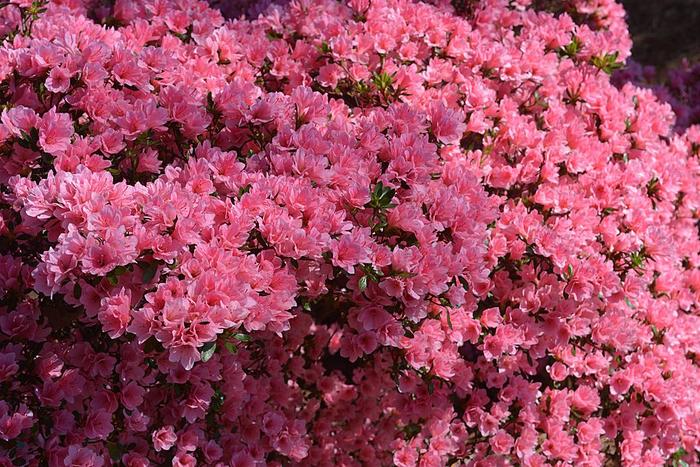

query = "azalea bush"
[0,0,699,465]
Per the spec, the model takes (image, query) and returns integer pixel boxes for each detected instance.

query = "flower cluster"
[0,0,699,465]
[614,59,700,132]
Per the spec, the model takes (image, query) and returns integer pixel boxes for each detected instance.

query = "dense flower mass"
[0,0,699,465]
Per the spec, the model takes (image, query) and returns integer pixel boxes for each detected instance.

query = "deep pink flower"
[152,425,177,452]
[64,445,104,467]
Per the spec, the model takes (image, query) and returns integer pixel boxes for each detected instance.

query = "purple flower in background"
[209,0,288,18]
[614,60,700,131]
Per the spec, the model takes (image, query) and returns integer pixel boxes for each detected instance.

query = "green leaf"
[558,37,581,58]
[372,71,394,92]
[402,423,421,440]
[646,177,660,198]
[143,336,165,353]
[237,184,252,198]
[624,297,635,309]
[360,264,384,284]
[73,283,82,299]
[590,51,623,74]
[17,131,32,149]
[224,341,238,354]
[672,448,689,467]
[368,181,396,210]
[266,29,283,40]
[233,333,252,342]
[106,441,121,460]
[354,80,371,95]
[200,342,217,362]
[359,275,368,291]
[141,262,158,283]
[394,271,415,279]
[206,91,215,110]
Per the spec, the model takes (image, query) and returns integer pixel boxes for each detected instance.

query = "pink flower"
[172,452,196,467]
[609,372,633,396]
[152,425,177,452]
[98,129,125,155]
[272,430,309,462]
[83,409,113,440]
[330,236,369,274]
[203,441,223,463]
[1,105,37,137]
[0,353,19,382]
[64,445,104,467]
[38,109,73,155]
[491,430,514,455]
[261,411,284,436]
[427,102,466,145]
[394,445,418,467]
[122,453,150,467]
[656,403,678,423]
[98,288,132,338]
[45,67,72,93]
[549,362,568,381]
[168,339,201,371]
[120,381,145,411]
[0,403,33,441]
[571,385,600,415]
[136,148,162,174]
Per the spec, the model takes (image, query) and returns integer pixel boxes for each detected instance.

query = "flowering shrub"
[0,0,699,465]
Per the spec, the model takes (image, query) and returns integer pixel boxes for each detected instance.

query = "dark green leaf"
[458,276,470,290]
[106,442,121,460]
[200,342,217,362]
[359,275,368,291]
[224,341,237,354]
[143,336,164,353]
[141,262,158,283]
[233,333,251,342]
